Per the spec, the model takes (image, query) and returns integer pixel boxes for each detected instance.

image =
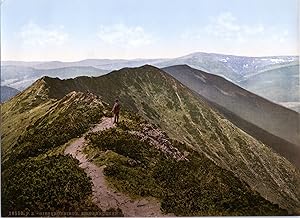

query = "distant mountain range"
[2,65,300,215]
[2,52,298,112]
[0,86,20,103]
[1,65,108,91]
[239,62,300,112]
[3,52,297,79]
[157,53,298,82]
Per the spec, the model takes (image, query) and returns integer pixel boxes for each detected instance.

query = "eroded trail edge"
[64,117,166,217]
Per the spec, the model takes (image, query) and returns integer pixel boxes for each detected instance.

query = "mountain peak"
[164,64,193,70]
[116,64,161,72]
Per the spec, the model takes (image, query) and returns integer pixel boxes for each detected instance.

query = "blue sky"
[1,0,298,61]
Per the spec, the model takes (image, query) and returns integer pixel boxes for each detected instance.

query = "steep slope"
[1,84,105,168]
[163,65,300,146]
[1,80,114,215]
[239,63,300,112]
[0,86,20,102]
[1,79,54,156]
[36,65,300,213]
[204,101,300,169]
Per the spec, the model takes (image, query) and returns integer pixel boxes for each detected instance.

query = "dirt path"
[64,117,167,217]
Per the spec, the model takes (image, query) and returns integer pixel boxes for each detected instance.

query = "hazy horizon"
[2,50,300,63]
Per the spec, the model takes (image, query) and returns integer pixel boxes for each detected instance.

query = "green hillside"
[33,65,300,213]
[1,83,109,215]
[1,65,300,215]
[1,78,105,168]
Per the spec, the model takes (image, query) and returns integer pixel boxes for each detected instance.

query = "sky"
[1,0,299,61]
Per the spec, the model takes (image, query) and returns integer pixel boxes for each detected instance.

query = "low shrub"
[2,155,100,216]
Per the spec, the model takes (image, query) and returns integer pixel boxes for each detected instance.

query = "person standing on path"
[111,99,121,124]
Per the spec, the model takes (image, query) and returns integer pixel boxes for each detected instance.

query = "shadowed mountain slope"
[163,65,300,148]
[204,100,300,169]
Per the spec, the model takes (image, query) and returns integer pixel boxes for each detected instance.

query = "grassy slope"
[41,65,300,213]
[83,113,286,216]
[1,79,52,156]
[1,81,114,215]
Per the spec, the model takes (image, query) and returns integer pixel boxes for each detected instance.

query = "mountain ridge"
[2,64,300,214]
[1,81,289,215]
[24,64,300,213]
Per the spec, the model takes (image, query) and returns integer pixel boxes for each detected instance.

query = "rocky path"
[64,117,166,217]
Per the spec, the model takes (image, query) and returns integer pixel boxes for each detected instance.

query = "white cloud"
[179,12,296,56]
[243,24,264,35]
[97,24,154,47]
[206,12,240,36]
[204,12,266,42]
[272,30,289,43]
[203,12,292,47]
[182,12,289,45]
[20,22,69,47]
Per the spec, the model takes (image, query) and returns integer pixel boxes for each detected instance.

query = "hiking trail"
[64,117,168,217]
